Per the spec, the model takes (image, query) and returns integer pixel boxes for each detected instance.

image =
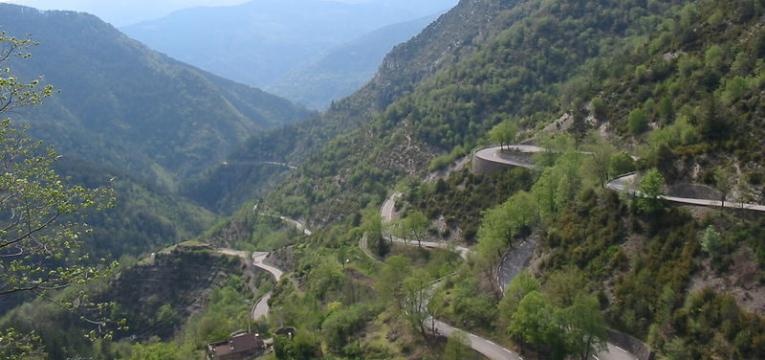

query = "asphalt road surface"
[428,317,521,360]
[474,145,545,170]
[251,252,284,320]
[606,173,765,212]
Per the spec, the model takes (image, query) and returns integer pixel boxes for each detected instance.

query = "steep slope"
[54,158,217,259]
[185,0,516,212]
[123,0,457,91]
[270,15,439,110]
[277,0,765,358]
[268,0,765,224]
[1,4,310,189]
[1,243,252,360]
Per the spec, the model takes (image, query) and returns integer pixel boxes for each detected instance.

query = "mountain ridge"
[1,3,311,189]
[122,0,458,104]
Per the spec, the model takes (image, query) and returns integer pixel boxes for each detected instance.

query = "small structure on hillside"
[207,332,265,360]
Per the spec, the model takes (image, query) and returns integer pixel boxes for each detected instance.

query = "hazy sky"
[1,0,253,25]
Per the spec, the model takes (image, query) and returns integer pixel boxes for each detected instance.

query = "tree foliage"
[637,169,665,213]
[0,120,115,298]
[488,118,518,150]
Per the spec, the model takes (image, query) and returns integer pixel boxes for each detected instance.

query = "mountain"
[0,4,311,189]
[4,0,765,359]
[183,0,515,212]
[0,3,310,290]
[269,15,439,110]
[2,243,249,359]
[122,0,457,102]
[197,0,765,358]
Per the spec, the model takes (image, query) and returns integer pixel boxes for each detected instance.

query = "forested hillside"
[254,0,765,223]
[0,4,308,317]
[191,0,765,359]
[1,4,311,188]
[2,0,764,359]
[186,0,518,212]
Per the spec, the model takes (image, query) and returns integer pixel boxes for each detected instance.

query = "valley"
[1,0,764,359]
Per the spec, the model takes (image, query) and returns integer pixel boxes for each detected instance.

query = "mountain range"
[1,0,764,359]
[1,4,311,189]
[0,3,312,265]
[122,0,457,108]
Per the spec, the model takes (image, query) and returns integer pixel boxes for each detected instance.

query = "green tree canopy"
[403,210,429,248]
[488,118,518,150]
[637,168,665,213]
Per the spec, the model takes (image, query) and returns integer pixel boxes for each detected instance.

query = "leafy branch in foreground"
[0,119,115,298]
[0,33,54,113]
[0,32,116,356]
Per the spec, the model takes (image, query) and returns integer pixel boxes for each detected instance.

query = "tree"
[533,168,559,222]
[443,330,475,360]
[376,256,411,307]
[506,191,538,236]
[582,135,617,187]
[274,332,322,360]
[559,295,607,360]
[488,118,518,150]
[637,169,665,213]
[700,225,722,260]
[403,210,429,248]
[401,269,431,337]
[0,329,46,360]
[713,166,734,211]
[509,291,561,355]
[544,267,589,308]
[0,34,114,299]
[386,218,405,245]
[0,35,117,354]
[657,96,674,122]
[0,34,54,113]
[628,108,649,135]
[476,202,514,296]
[362,208,388,257]
[532,152,584,223]
[498,272,540,329]
[608,152,636,178]
[590,97,607,120]
[698,97,729,141]
[321,304,368,353]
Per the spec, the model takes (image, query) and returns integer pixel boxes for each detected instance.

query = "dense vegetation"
[3,0,765,359]
[402,168,534,242]
[236,0,765,358]
[190,0,519,214]
[1,4,310,187]
[2,244,257,360]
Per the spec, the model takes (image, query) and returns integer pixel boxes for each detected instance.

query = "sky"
[1,0,253,26]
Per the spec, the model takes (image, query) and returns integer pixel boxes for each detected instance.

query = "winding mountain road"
[606,173,765,212]
[379,189,639,360]
[251,251,284,320]
[378,193,520,360]
[380,192,402,222]
[381,192,471,259]
[478,145,764,212]
[473,145,545,170]
[429,317,521,360]
[219,212,312,321]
